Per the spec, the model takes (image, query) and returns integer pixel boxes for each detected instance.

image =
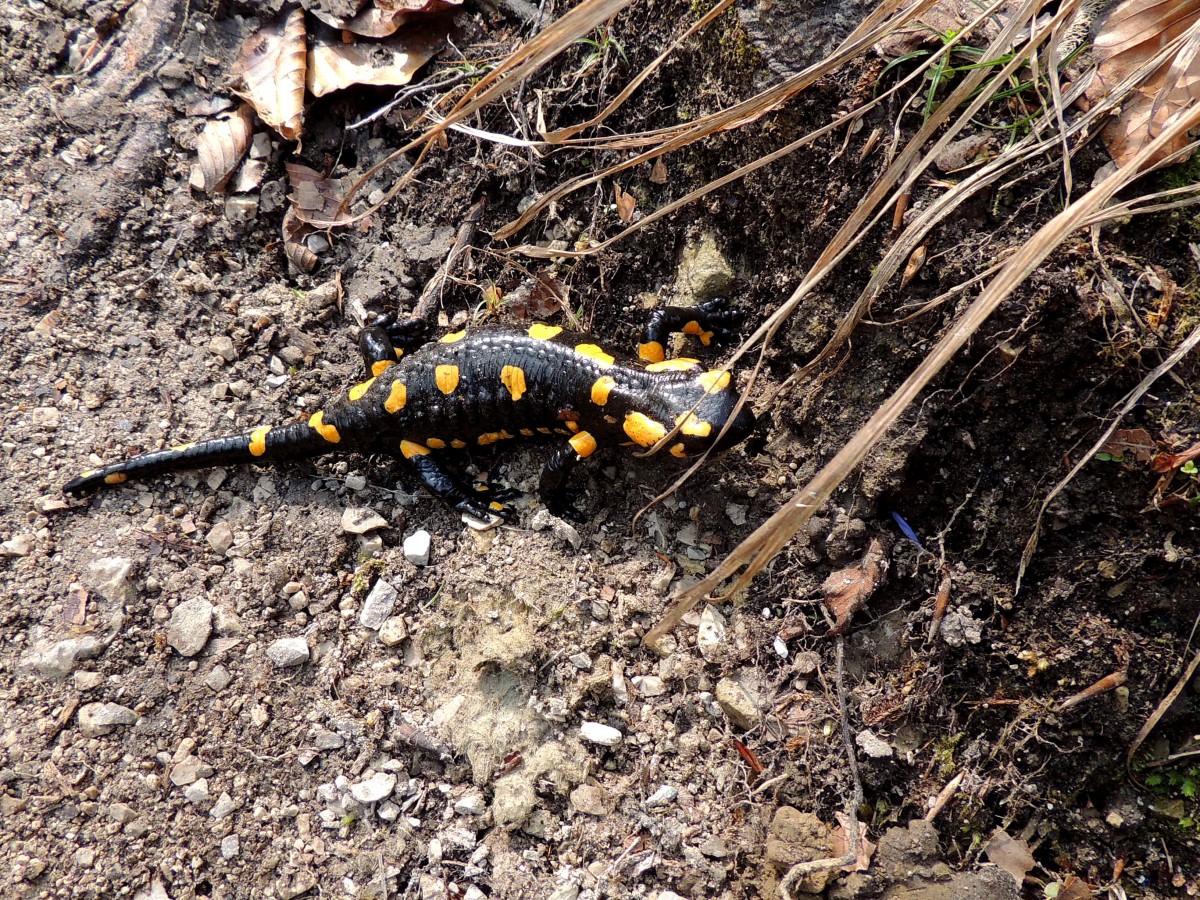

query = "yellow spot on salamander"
[574,343,615,367]
[566,421,580,433]
[308,411,341,444]
[681,321,714,344]
[645,358,701,373]
[249,426,271,457]
[590,375,616,406]
[519,428,535,437]
[348,377,376,401]
[394,348,404,359]
[500,365,527,401]
[477,431,514,446]
[537,427,553,435]
[698,370,731,394]
[676,412,712,437]
[426,438,446,450]
[528,323,562,340]
[104,473,128,485]
[440,330,467,343]
[436,365,460,394]
[170,442,196,452]
[400,440,429,458]
[384,380,407,413]
[623,412,667,447]
[451,439,467,449]
[670,442,688,458]
[372,360,396,377]
[569,431,598,458]
[638,341,665,363]
[489,501,505,511]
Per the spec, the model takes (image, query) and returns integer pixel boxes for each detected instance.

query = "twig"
[1126,648,1200,777]
[779,637,863,899]
[924,771,964,822]
[412,196,488,323]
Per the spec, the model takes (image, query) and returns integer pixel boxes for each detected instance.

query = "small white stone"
[221,834,240,859]
[1,534,33,556]
[377,800,400,821]
[341,507,388,534]
[205,665,232,692]
[359,579,398,630]
[206,522,234,556]
[211,792,239,819]
[403,530,431,566]
[78,702,137,737]
[350,772,397,804]
[697,604,727,660]
[378,616,407,647]
[856,729,894,759]
[454,792,486,816]
[579,721,623,747]
[632,675,666,697]
[266,637,309,668]
[644,785,677,808]
[345,474,367,491]
[183,778,209,804]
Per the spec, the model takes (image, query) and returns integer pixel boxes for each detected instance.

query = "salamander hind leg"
[639,298,745,362]
[400,441,510,528]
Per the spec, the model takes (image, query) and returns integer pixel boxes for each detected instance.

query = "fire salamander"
[64,298,755,524]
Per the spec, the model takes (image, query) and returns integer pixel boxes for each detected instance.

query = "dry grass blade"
[539,0,736,143]
[232,7,307,141]
[1126,648,1200,774]
[331,0,637,224]
[494,0,939,242]
[644,100,1200,648]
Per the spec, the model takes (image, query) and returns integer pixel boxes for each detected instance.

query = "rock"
[378,616,407,647]
[356,533,383,556]
[454,792,486,816]
[645,785,678,808]
[1,534,33,556]
[632,675,666,697]
[74,671,105,691]
[492,777,536,827]
[211,792,239,819]
[344,474,367,491]
[166,598,213,657]
[715,677,762,730]
[856,729,893,759]
[206,522,234,556]
[18,635,106,679]
[183,778,209,804]
[359,578,398,630]
[570,784,611,815]
[404,530,431,565]
[220,834,240,859]
[31,406,61,429]
[209,335,237,362]
[700,836,728,858]
[205,665,232,692]
[86,556,136,603]
[313,729,344,750]
[108,803,137,824]
[676,231,734,303]
[349,772,396,804]
[697,604,727,661]
[579,721,623,747]
[569,652,592,670]
[170,755,213,786]
[78,702,137,737]
[766,806,835,895]
[341,507,388,534]
[725,503,747,525]
[266,637,309,668]
[224,195,257,223]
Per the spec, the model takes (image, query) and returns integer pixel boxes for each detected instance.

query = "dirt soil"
[4,0,1200,898]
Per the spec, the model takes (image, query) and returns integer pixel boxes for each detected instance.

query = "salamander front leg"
[639,297,745,363]
[401,441,507,526]
[538,433,597,523]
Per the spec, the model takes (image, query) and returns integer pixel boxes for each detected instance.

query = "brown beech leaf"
[504,273,567,319]
[307,23,446,97]
[232,7,307,141]
[649,157,668,184]
[190,104,255,193]
[982,829,1034,887]
[282,208,318,273]
[286,162,349,226]
[309,0,461,38]
[821,536,891,635]
[1099,427,1156,462]
[1085,0,1200,165]
[831,813,875,873]
[1151,439,1200,472]
[614,183,637,223]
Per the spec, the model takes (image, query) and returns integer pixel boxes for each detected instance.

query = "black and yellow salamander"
[64,298,755,524]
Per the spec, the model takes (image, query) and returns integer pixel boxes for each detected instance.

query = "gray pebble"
[359,579,398,630]
[108,803,137,824]
[349,772,396,804]
[211,792,239,819]
[345,474,367,491]
[579,721,623,747]
[18,635,106,680]
[715,678,762,730]
[454,792,486,816]
[78,702,136,737]
[221,834,240,859]
[86,556,136,603]
[205,665,232,692]
[74,671,105,691]
[183,778,210,804]
[341,506,388,534]
[266,637,309,668]
[403,530,431,566]
[206,522,234,556]
[166,598,213,657]
[644,785,678,808]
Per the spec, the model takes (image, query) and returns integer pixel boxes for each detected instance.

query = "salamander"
[63,298,756,524]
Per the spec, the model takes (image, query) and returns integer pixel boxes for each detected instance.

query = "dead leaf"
[1057,876,1094,900]
[1084,0,1200,166]
[310,0,461,36]
[899,244,926,288]
[614,183,637,223]
[232,7,307,140]
[307,23,446,97]
[286,162,348,226]
[504,273,566,319]
[190,104,255,193]
[982,829,1034,887]
[282,208,318,273]
[821,536,891,635]
[831,813,875,872]
[1099,427,1156,462]
[650,157,668,184]
[1152,439,1200,472]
